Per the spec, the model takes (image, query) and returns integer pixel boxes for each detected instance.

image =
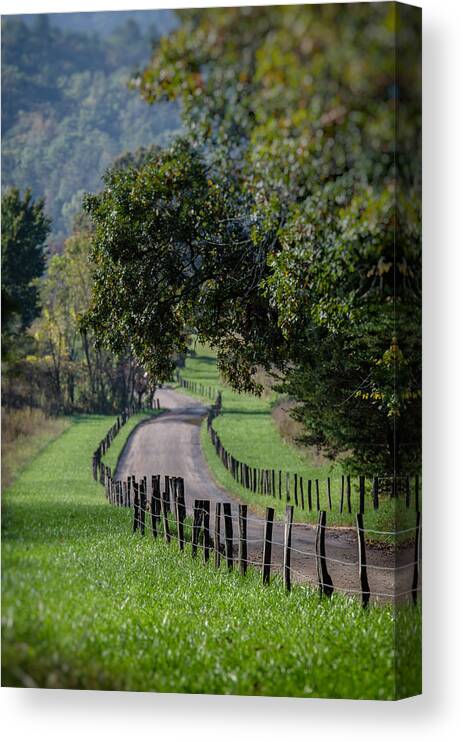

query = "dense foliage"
[1,187,50,342]
[1,14,180,241]
[85,4,421,473]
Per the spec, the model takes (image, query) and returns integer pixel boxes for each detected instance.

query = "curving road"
[115,387,417,602]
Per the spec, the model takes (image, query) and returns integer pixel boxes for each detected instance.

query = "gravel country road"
[115,387,416,602]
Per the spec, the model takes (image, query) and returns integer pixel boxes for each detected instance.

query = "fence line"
[176,370,220,402]
[204,403,421,516]
[91,393,421,607]
[97,462,421,606]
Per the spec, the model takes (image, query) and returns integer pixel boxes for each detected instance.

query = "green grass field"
[1,413,420,698]
[176,345,417,538]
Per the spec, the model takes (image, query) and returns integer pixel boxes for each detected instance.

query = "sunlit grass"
[1,413,420,697]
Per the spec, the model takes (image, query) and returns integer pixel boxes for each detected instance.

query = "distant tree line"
[2,189,155,415]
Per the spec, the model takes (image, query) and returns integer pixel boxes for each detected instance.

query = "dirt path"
[115,387,416,602]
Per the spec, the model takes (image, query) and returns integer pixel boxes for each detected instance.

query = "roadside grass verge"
[1,406,70,489]
[176,346,417,540]
[1,413,420,698]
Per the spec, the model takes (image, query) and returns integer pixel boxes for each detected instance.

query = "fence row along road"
[115,386,418,601]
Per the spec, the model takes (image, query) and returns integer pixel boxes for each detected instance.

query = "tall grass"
[1,406,70,488]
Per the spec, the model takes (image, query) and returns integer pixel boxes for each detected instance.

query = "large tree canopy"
[85,4,421,473]
[1,187,50,335]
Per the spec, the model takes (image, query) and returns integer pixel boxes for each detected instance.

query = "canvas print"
[1,2,422,699]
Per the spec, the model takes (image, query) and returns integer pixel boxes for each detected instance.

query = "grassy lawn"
[176,345,418,538]
[1,412,420,698]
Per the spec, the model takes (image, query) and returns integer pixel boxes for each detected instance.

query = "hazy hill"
[1,12,180,243]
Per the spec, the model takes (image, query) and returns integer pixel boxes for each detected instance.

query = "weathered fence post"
[164,475,171,512]
[372,476,379,510]
[347,475,352,513]
[327,477,332,510]
[262,507,275,585]
[214,503,221,568]
[203,500,211,562]
[150,477,159,538]
[307,480,312,511]
[132,479,139,534]
[239,504,248,576]
[139,478,146,535]
[316,479,320,511]
[192,500,202,557]
[283,505,294,592]
[356,513,370,607]
[161,480,171,543]
[359,475,365,515]
[315,510,334,598]
[223,503,234,570]
[176,477,186,550]
[340,475,345,513]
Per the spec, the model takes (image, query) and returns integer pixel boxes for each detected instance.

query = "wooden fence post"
[192,500,202,557]
[340,475,345,513]
[214,503,221,568]
[411,511,421,605]
[262,507,275,585]
[176,477,186,550]
[372,476,379,510]
[300,477,304,509]
[286,472,290,502]
[278,470,282,500]
[164,475,171,512]
[293,474,299,507]
[347,475,352,513]
[356,513,370,608]
[315,510,334,598]
[327,477,332,510]
[161,481,171,544]
[132,480,139,534]
[239,504,248,576]
[223,503,234,570]
[283,505,294,592]
[307,480,312,511]
[150,477,159,538]
[203,500,211,562]
[316,479,320,511]
[139,478,146,535]
[359,475,365,515]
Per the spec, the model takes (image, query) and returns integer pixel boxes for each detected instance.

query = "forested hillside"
[1,13,180,242]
